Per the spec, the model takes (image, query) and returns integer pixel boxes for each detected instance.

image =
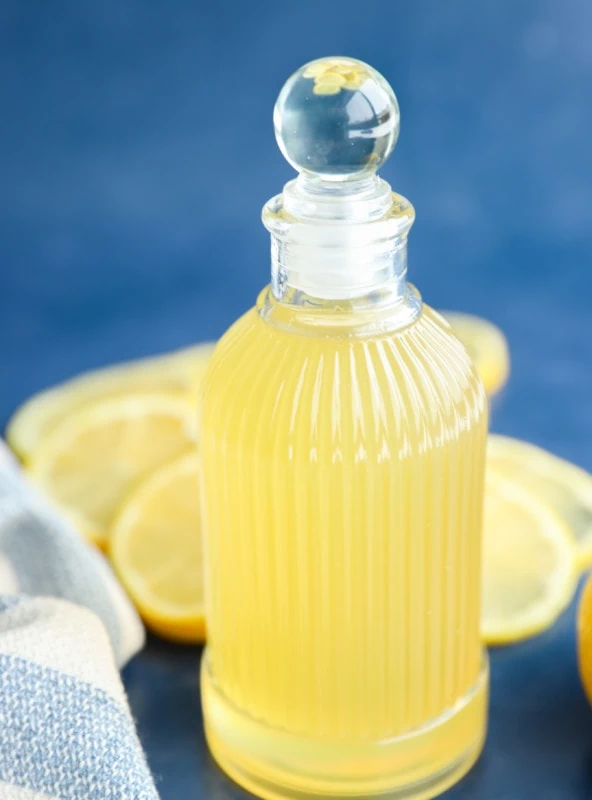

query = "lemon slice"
[7,343,215,463]
[577,574,592,705]
[488,434,592,569]
[443,312,510,396]
[28,393,195,548]
[110,452,204,643]
[482,468,576,645]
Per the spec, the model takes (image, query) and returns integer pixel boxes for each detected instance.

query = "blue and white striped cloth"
[0,442,159,799]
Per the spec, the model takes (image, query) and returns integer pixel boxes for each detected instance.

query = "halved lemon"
[7,343,215,463]
[110,452,204,643]
[488,434,592,569]
[27,393,196,549]
[443,311,510,396]
[482,468,577,645]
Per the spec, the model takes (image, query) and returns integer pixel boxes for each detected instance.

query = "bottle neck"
[262,175,418,308]
[269,223,410,302]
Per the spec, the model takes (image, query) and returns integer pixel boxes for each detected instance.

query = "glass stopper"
[274,57,400,181]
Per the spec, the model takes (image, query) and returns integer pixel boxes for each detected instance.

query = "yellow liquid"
[199,289,488,799]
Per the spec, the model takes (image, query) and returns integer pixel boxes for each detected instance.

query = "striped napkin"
[0,441,159,799]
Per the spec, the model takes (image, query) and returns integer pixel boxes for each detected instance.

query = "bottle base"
[201,653,488,800]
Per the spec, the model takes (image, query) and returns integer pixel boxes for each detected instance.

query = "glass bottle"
[199,57,488,800]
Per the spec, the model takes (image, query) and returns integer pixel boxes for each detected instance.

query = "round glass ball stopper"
[274,57,400,181]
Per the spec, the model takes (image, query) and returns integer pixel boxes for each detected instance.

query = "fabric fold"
[0,441,158,799]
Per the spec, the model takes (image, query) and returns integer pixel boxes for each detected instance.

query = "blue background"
[1,1,592,798]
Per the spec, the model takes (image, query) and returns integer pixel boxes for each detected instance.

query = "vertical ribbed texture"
[200,304,487,741]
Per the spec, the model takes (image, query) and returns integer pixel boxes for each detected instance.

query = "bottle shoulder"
[205,299,476,374]
[200,297,486,433]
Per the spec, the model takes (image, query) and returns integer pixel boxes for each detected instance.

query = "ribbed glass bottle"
[199,55,489,800]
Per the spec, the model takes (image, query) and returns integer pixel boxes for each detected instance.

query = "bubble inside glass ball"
[274,57,400,180]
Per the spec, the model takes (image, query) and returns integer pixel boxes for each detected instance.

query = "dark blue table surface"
[1,1,592,798]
